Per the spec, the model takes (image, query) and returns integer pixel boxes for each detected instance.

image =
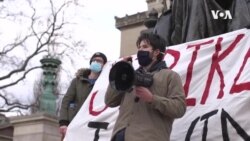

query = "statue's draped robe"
[154,0,250,45]
[154,9,173,46]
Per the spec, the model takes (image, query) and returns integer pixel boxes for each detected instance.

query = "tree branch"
[0,93,37,112]
[0,48,45,81]
[0,66,42,89]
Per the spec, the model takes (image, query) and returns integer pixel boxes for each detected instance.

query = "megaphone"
[109,61,135,91]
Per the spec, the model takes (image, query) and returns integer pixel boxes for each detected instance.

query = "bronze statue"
[154,0,250,46]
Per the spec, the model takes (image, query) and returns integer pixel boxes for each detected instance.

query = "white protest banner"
[64,28,250,141]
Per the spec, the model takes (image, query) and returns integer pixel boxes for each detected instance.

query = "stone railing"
[115,12,147,29]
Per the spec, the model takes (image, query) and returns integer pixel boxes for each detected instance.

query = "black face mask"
[137,50,152,66]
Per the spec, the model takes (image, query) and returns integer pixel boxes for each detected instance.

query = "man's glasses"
[92,58,104,64]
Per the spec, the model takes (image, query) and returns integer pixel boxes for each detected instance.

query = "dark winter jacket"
[59,68,94,126]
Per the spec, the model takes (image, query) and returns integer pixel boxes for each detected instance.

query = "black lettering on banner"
[185,109,250,141]
[185,117,200,141]
[200,110,218,141]
[88,121,109,141]
[221,109,250,140]
[185,110,218,141]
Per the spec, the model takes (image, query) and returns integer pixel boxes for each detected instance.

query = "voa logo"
[211,10,232,19]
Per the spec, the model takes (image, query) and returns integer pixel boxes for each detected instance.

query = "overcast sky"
[79,0,147,61]
[0,0,148,112]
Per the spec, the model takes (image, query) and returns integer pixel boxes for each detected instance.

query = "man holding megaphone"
[105,33,186,141]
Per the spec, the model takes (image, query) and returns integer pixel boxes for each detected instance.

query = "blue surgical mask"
[90,61,102,73]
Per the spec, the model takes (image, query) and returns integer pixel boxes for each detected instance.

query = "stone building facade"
[115,0,171,57]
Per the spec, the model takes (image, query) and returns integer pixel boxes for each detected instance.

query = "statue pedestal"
[10,112,61,141]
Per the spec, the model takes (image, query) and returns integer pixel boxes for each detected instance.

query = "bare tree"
[30,72,43,114]
[0,0,87,114]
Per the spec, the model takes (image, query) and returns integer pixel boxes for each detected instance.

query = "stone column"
[10,113,61,141]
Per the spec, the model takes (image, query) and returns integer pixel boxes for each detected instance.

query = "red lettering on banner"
[201,34,245,104]
[230,47,250,93]
[89,91,108,116]
[165,49,180,69]
[184,39,214,106]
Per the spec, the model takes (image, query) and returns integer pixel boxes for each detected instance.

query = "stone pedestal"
[0,124,13,141]
[10,113,61,141]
